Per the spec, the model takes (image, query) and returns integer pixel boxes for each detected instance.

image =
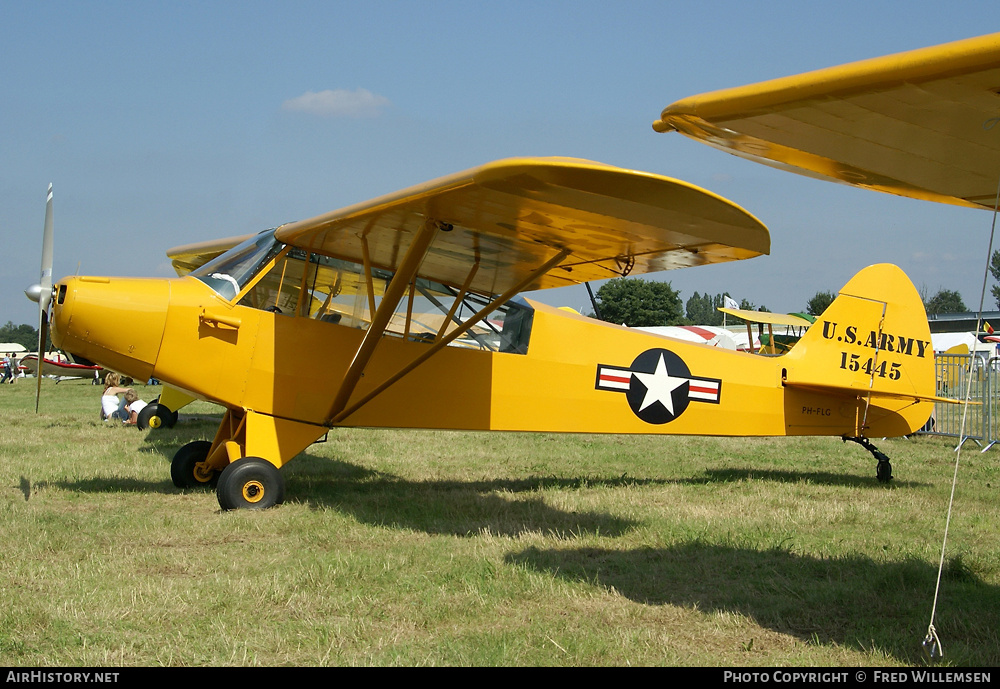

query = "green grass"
[0,379,998,666]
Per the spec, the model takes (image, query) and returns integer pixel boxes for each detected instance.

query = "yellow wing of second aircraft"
[717,308,814,328]
[270,157,770,295]
[653,33,1000,210]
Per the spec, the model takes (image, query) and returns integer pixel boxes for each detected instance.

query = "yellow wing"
[271,157,770,295]
[717,307,814,327]
[653,33,1000,210]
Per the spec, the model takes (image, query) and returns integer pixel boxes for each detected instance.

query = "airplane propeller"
[24,184,54,413]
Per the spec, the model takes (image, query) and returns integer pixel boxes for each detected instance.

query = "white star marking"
[632,353,688,416]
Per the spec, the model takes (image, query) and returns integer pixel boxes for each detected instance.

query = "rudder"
[783,264,935,415]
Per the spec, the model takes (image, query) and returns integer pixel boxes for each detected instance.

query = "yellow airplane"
[28,157,940,510]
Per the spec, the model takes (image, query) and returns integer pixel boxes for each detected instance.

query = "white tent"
[636,325,739,350]
[931,332,995,356]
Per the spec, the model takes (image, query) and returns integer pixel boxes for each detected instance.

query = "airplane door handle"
[200,309,241,330]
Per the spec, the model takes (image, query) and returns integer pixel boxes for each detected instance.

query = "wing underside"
[653,33,1000,210]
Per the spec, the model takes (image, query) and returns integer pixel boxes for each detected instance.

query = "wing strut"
[329,247,571,425]
[436,260,480,342]
[325,218,441,421]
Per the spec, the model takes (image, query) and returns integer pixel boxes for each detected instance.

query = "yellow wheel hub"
[242,480,266,503]
[192,462,214,484]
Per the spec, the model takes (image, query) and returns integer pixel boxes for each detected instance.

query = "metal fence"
[919,353,1000,450]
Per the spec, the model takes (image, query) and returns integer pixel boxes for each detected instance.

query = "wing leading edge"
[654,33,1000,210]
[271,157,770,296]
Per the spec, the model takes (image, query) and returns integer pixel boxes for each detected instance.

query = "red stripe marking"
[681,325,718,340]
[689,383,718,396]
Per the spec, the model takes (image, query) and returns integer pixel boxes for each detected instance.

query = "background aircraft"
[19,354,101,384]
[716,308,816,355]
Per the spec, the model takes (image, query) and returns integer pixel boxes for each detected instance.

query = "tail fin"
[783,264,938,406]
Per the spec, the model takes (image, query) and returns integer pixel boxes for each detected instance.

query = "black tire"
[877,460,893,483]
[156,396,179,428]
[136,404,156,430]
[138,400,179,430]
[216,457,284,511]
[170,440,217,489]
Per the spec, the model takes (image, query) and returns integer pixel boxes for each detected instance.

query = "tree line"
[0,321,39,350]
[590,278,774,328]
[590,278,975,328]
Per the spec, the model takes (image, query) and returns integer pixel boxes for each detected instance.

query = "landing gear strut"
[843,435,893,483]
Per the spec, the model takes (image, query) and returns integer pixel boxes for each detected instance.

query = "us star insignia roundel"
[595,348,722,424]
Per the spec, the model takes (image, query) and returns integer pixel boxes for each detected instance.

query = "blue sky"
[3,1,998,329]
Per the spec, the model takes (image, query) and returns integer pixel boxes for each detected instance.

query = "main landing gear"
[171,441,285,510]
[216,458,284,510]
[168,408,320,511]
[170,440,219,488]
[843,435,893,483]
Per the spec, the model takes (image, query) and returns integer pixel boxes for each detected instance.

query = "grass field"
[0,378,997,666]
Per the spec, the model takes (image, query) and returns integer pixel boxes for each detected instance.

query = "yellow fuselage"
[50,272,928,449]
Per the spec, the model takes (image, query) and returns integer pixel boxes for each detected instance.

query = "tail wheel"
[170,440,217,489]
[217,457,284,511]
[877,459,893,483]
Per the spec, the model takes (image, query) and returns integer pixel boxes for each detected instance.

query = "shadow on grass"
[506,542,1000,666]
[38,450,642,538]
[696,467,929,489]
[288,455,642,538]
[43,437,922,539]
[25,476,181,497]
[135,417,224,459]
[44,427,923,541]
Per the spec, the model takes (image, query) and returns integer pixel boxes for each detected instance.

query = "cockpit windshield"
[190,230,284,300]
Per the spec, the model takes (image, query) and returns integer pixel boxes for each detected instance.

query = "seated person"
[123,390,148,426]
[100,372,132,422]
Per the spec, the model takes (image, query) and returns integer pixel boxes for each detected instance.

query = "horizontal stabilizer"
[783,380,967,405]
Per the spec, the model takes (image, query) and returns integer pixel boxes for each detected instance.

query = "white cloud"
[282,88,390,118]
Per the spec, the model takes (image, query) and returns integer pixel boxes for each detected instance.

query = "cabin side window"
[197,237,534,354]
[236,250,302,315]
[294,250,534,354]
[296,249,391,327]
